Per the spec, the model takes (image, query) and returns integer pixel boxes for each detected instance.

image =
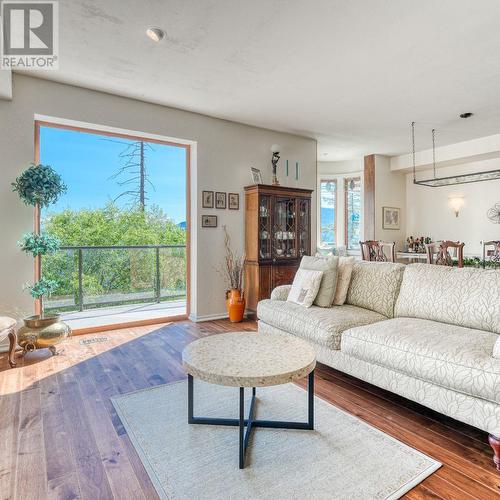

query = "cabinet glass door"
[273,197,297,259]
[298,198,310,257]
[258,195,272,260]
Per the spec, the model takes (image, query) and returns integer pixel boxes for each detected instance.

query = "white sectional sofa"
[257,262,500,469]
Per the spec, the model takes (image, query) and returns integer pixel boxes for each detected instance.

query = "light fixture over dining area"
[411,121,500,187]
[448,195,465,217]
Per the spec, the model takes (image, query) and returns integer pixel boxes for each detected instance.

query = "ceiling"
[20,0,500,160]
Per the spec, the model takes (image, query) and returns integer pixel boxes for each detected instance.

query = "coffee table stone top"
[182,332,316,387]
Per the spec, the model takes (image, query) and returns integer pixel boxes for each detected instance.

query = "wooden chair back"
[425,241,465,268]
[359,240,396,263]
[482,240,500,265]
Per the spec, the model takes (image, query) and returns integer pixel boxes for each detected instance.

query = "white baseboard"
[188,313,229,322]
[188,312,250,323]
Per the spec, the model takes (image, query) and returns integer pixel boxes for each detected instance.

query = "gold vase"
[17,314,71,355]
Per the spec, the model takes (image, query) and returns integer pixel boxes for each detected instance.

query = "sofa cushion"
[345,261,405,318]
[395,264,500,334]
[257,299,386,350]
[300,255,339,307]
[332,256,355,306]
[341,317,500,403]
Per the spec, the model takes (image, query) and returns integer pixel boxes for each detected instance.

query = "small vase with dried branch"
[216,226,246,322]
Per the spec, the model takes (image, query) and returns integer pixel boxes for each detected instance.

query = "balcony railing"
[43,245,186,314]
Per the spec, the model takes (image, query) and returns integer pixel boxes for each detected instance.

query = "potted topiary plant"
[12,164,71,355]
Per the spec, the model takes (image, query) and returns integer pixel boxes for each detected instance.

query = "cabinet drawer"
[272,265,297,288]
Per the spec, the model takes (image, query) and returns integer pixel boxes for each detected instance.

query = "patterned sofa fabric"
[345,261,405,318]
[270,285,292,301]
[257,299,386,350]
[341,317,500,403]
[259,321,500,435]
[395,264,500,334]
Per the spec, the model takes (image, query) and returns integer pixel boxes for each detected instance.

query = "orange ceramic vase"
[226,289,245,323]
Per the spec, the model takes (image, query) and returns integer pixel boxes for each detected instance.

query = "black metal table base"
[187,370,314,469]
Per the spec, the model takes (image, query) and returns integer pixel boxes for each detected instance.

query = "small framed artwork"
[202,190,214,208]
[250,167,263,184]
[382,207,400,230]
[202,215,217,228]
[228,193,240,210]
[215,192,226,209]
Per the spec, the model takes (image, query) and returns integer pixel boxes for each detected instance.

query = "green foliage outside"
[42,203,187,312]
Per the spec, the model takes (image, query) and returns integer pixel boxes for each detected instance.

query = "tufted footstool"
[0,317,17,368]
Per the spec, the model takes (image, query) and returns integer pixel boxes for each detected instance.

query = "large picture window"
[35,121,190,328]
[320,180,337,246]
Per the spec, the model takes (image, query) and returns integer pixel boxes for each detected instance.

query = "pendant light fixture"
[411,121,500,187]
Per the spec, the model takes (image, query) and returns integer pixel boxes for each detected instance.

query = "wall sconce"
[270,144,281,186]
[448,196,464,217]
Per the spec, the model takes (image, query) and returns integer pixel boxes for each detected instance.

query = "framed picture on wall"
[202,215,217,228]
[228,193,239,210]
[382,206,400,230]
[215,192,226,209]
[202,190,214,208]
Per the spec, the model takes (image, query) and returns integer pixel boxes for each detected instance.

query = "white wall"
[406,158,500,256]
[374,155,406,250]
[318,159,363,175]
[0,75,317,321]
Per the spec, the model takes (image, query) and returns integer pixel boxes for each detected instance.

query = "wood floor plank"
[74,358,146,500]
[15,387,47,500]
[47,472,81,500]
[0,318,497,500]
[57,366,114,499]
[0,367,21,500]
[39,356,78,483]
[120,434,160,500]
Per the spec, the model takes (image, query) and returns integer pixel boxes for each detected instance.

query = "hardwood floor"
[0,319,498,499]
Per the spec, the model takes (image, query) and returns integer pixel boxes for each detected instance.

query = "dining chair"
[359,240,396,263]
[425,241,465,268]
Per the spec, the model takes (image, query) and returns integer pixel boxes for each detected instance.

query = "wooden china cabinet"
[244,184,313,315]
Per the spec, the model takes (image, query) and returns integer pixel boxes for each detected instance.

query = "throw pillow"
[301,255,339,307]
[332,256,355,306]
[287,269,324,307]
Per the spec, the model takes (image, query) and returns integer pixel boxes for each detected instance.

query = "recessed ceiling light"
[459,112,474,119]
[146,27,165,42]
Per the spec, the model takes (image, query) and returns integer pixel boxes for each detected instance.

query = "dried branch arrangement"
[216,225,245,291]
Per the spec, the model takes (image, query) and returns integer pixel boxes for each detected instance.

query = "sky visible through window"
[320,180,336,246]
[40,126,186,224]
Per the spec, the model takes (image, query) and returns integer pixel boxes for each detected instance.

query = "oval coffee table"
[182,331,316,469]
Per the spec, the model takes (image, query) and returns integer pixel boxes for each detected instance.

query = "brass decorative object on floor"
[17,314,71,355]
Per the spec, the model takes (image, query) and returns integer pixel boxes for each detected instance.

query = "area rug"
[112,380,440,499]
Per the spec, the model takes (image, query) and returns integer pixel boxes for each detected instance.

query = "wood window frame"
[344,176,361,250]
[319,178,337,247]
[34,120,191,332]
